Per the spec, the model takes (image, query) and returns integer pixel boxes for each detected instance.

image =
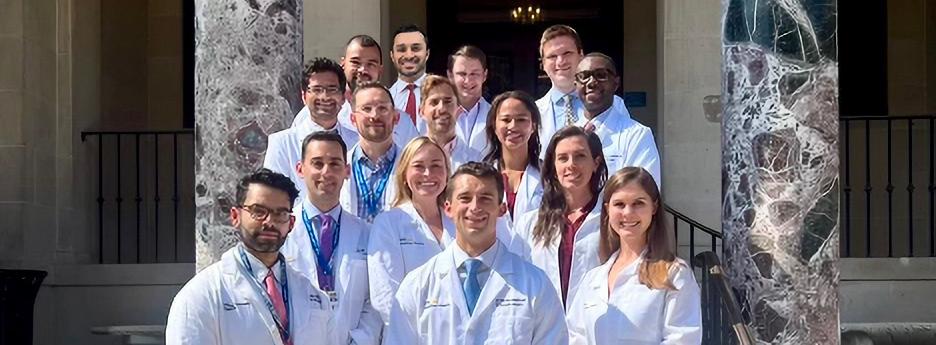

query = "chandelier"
[510,6,542,24]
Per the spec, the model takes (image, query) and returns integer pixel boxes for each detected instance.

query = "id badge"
[327,291,339,310]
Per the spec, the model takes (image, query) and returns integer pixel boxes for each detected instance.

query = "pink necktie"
[264,272,290,344]
[405,83,417,125]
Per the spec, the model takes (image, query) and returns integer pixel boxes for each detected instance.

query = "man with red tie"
[388,24,430,135]
[166,169,334,345]
[280,131,383,345]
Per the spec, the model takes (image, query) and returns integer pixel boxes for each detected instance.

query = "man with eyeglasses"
[266,57,360,195]
[167,168,335,345]
[291,37,419,150]
[339,81,405,224]
[534,25,630,158]
[447,45,491,155]
[280,131,382,345]
[574,52,661,185]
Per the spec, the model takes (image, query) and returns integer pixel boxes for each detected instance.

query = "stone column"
[721,0,839,343]
[194,0,302,269]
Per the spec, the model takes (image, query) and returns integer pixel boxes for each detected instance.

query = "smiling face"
[391,31,429,79]
[494,98,535,152]
[541,35,583,91]
[297,140,349,205]
[351,87,399,143]
[421,83,459,139]
[606,181,657,242]
[553,135,600,193]
[341,42,382,90]
[575,56,619,115]
[230,184,295,253]
[405,144,448,201]
[448,56,487,107]
[444,174,504,241]
[303,71,343,121]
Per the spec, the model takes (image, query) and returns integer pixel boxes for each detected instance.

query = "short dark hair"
[235,168,300,208]
[392,24,429,46]
[539,24,582,57]
[445,162,505,202]
[346,34,383,64]
[583,52,618,75]
[302,57,348,94]
[351,81,394,108]
[301,131,348,161]
[447,45,487,71]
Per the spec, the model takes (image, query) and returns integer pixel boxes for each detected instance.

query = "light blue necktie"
[463,259,482,315]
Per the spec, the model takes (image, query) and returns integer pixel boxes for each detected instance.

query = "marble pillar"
[194,0,303,269]
[721,0,839,343]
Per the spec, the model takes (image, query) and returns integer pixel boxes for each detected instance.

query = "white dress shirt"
[389,74,428,133]
[566,251,702,345]
[452,239,499,289]
[456,97,492,156]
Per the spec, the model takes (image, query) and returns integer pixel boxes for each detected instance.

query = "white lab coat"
[448,137,485,170]
[566,252,702,345]
[280,202,382,345]
[505,164,544,227]
[536,91,629,158]
[338,143,402,223]
[511,201,604,307]
[457,98,492,156]
[166,246,334,345]
[586,107,662,187]
[367,202,520,327]
[384,241,569,345]
[263,122,360,199]
[292,102,420,150]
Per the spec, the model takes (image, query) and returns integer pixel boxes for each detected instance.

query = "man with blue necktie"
[280,131,382,345]
[384,162,568,345]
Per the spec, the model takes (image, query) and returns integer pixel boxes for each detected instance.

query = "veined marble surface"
[721,0,839,343]
[194,0,303,270]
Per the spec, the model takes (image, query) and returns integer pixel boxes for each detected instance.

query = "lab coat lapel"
[335,209,357,298]
[222,250,285,345]
[438,246,471,323]
[468,242,514,325]
[514,165,542,218]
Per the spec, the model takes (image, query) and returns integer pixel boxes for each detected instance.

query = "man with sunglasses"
[574,52,661,185]
[167,169,335,345]
[534,25,630,158]
[266,57,361,196]
[280,131,383,345]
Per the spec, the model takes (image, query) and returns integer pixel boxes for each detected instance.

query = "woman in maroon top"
[483,91,544,226]
[511,126,608,306]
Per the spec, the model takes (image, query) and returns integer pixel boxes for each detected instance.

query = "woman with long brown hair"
[483,90,544,225]
[566,167,701,344]
[512,126,608,306]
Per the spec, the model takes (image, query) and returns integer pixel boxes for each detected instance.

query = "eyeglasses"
[238,204,292,224]
[306,86,342,96]
[574,69,615,83]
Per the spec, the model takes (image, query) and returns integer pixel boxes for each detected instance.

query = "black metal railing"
[840,115,936,257]
[665,204,722,261]
[81,130,195,264]
[692,251,755,345]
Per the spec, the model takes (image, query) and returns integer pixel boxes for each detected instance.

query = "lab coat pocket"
[294,308,332,345]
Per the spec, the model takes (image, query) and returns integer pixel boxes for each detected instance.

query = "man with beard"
[280,131,382,345]
[447,45,491,155]
[388,24,430,132]
[575,53,660,186]
[166,169,335,345]
[384,162,568,345]
[339,82,405,223]
[419,74,482,169]
[291,36,418,148]
[266,57,360,195]
[535,25,630,157]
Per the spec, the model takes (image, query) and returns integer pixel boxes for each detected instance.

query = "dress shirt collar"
[453,239,499,270]
[301,196,342,220]
[240,243,284,282]
[547,86,578,105]
[392,73,428,93]
[441,136,458,156]
[354,143,398,169]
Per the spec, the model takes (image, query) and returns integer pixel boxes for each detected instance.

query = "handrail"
[692,251,755,345]
[664,204,721,238]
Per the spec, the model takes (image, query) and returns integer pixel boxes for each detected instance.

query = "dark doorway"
[426,0,624,100]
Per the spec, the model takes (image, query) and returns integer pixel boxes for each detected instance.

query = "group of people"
[166,24,701,345]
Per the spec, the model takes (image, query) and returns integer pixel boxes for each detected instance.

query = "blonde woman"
[366,137,514,330]
[566,167,701,344]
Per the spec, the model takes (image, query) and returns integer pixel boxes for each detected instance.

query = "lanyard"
[237,246,291,344]
[300,207,342,282]
[352,149,396,219]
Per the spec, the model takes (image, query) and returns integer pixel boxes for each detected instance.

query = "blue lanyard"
[237,246,291,344]
[300,207,341,281]
[352,149,396,219]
